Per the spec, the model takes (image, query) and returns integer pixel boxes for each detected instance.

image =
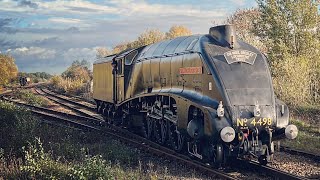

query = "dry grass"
[50,76,90,96]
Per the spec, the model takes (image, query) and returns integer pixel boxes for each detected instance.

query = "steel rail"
[1,96,103,127]
[40,119,85,131]
[279,145,320,162]
[34,88,100,119]
[231,159,309,180]
[48,88,95,104]
[32,110,100,131]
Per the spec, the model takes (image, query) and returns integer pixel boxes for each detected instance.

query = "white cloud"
[107,0,227,18]
[48,17,82,24]
[0,0,227,18]
[230,0,246,6]
[10,46,56,59]
[37,0,118,14]
[62,47,97,62]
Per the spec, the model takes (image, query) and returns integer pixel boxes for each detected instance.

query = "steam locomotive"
[19,76,31,86]
[93,25,298,165]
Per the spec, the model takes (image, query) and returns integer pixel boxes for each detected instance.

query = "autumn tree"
[112,41,134,54]
[0,54,18,86]
[96,47,111,58]
[165,25,192,39]
[62,60,91,82]
[133,29,165,47]
[254,0,320,105]
[226,9,266,53]
[115,29,165,51]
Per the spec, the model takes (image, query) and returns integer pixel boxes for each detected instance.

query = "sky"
[0,0,257,74]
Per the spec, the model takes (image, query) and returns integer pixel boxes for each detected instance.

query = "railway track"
[231,159,308,180]
[43,88,320,163]
[40,88,96,110]
[1,88,316,179]
[37,88,317,179]
[1,96,102,128]
[44,89,320,161]
[38,88,316,179]
[279,145,320,162]
[34,88,101,120]
[1,95,239,180]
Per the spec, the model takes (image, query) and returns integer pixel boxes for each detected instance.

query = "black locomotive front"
[201,25,298,164]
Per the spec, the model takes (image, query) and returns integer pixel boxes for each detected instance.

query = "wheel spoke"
[158,120,167,144]
[146,117,153,139]
[178,134,182,147]
[169,123,184,152]
[154,120,160,142]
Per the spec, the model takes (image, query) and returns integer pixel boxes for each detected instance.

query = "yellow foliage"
[165,25,192,39]
[61,65,90,83]
[0,54,18,86]
[96,47,111,58]
[112,41,133,54]
[134,29,165,47]
[226,8,266,53]
[272,54,312,105]
[50,75,89,95]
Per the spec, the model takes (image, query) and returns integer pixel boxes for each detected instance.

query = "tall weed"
[50,75,88,95]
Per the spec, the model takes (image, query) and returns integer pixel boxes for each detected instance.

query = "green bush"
[69,155,114,180]
[21,138,70,179]
[21,138,141,180]
[86,139,138,165]
[0,101,38,155]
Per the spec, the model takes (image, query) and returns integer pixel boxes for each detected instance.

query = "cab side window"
[125,50,138,65]
[118,58,123,75]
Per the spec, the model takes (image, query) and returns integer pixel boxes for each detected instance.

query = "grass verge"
[15,89,50,107]
[280,117,320,154]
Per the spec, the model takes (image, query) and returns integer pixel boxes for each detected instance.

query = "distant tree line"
[18,72,52,83]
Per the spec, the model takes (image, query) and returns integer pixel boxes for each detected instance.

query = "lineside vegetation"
[0,101,202,179]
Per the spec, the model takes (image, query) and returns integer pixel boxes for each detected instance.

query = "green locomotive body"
[93,25,298,165]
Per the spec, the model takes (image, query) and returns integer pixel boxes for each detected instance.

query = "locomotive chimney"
[209,25,238,49]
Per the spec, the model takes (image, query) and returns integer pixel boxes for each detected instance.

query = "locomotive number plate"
[179,67,202,75]
[236,118,272,127]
